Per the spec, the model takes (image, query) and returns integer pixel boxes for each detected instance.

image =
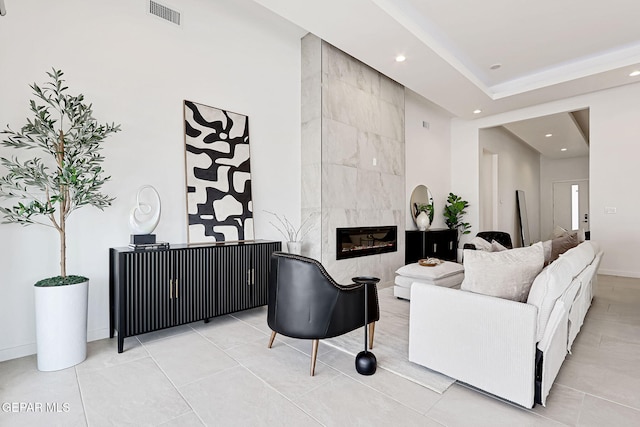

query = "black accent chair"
[267,252,380,376]
[463,231,513,250]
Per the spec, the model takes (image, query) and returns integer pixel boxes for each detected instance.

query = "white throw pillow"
[542,240,553,265]
[550,225,569,240]
[550,233,579,262]
[468,236,493,251]
[491,240,508,252]
[461,242,545,302]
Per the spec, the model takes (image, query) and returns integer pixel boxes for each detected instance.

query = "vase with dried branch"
[264,211,314,254]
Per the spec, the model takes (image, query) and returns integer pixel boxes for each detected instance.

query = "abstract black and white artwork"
[183,100,254,243]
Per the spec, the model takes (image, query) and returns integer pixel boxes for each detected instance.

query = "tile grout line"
[237,364,329,427]
[187,322,328,424]
[264,334,436,423]
[190,325,327,426]
[316,343,445,413]
[582,391,640,414]
[134,325,195,347]
[454,382,575,426]
[574,391,587,426]
[137,336,209,427]
[73,365,90,427]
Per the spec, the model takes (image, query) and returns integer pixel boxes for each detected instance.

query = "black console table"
[109,240,280,353]
[405,229,456,264]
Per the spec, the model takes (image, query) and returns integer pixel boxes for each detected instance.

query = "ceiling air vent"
[149,1,181,26]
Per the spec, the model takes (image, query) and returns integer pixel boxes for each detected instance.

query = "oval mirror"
[410,185,434,226]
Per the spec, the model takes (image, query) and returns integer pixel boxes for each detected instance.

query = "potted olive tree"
[0,69,120,371]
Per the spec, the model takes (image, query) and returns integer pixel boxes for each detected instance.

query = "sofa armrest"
[409,282,538,408]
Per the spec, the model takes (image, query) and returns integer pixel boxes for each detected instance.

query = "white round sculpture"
[129,185,161,234]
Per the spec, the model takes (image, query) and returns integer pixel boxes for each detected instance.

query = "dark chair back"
[268,252,379,340]
[476,231,513,249]
[463,231,513,250]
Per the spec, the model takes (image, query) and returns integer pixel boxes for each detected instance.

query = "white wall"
[589,85,640,277]
[405,89,453,230]
[539,156,589,239]
[0,0,305,361]
[479,127,541,246]
[452,82,640,278]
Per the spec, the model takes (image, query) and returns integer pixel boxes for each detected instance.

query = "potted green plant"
[0,69,120,371]
[443,192,471,248]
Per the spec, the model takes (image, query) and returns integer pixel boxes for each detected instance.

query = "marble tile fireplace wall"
[301,34,405,284]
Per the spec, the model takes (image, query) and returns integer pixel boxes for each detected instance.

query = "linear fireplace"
[336,226,397,260]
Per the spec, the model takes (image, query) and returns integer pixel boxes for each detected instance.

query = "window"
[571,184,579,230]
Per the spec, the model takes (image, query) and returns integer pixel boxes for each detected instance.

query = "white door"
[553,180,589,232]
[480,150,498,230]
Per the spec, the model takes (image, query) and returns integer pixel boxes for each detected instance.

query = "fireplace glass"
[336,226,397,260]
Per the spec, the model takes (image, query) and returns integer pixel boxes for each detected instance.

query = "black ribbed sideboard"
[109,240,281,353]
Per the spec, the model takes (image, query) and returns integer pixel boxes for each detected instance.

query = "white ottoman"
[394,261,464,300]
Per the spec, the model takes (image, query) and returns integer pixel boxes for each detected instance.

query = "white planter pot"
[286,241,302,255]
[34,279,88,371]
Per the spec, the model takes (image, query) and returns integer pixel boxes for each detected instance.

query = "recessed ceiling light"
[489,63,502,70]
[473,109,482,114]
[395,55,406,62]
[545,133,553,138]
[629,70,640,77]
[561,148,567,152]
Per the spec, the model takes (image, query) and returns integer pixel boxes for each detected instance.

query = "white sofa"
[408,240,603,408]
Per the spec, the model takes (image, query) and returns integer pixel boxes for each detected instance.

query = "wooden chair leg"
[368,322,375,349]
[268,331,277,348]
[310,339,319,376]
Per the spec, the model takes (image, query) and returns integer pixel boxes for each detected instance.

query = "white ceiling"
[251,0,640,120]
[250,0,640,158]
[502,110,589,159]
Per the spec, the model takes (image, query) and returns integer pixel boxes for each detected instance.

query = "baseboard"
[599,269,640,279]
[0,343,36,363]
[87,327,111,342]
[0,328,113,363]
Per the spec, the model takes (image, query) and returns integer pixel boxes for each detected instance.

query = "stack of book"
[128,241,170,251]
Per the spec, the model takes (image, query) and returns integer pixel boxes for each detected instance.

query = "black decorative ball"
[355,350,377,375]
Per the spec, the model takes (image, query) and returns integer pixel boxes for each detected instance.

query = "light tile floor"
[1,274,639,426]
